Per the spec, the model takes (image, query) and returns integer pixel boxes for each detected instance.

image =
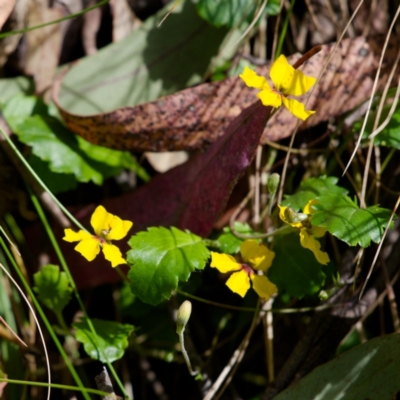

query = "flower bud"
[176,300,192,335]
[267,173,280,196]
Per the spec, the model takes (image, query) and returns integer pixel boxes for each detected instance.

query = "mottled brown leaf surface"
[54,35,399,152]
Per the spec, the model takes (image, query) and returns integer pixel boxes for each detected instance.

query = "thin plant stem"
[274,0,295,59]
[0,378,113,397]
[29,190,130,399]
[0,127,86,232]
[178,329,198,376]
[0,0,110,39]
[0,238,91,400]
[177,290,343,314]
[205,300,261,400]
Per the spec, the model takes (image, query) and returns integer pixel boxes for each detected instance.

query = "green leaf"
[127,227,210,305]
[2,95,149,189]
[73,318,134,363]
[311,194,394,247]
[282,176,348,210]
[0,77,34,106]
[274,334,400,400]
[197,0,280,28]
[268,233,326,297]
[217,222,254,254]
[59,0,241,115]
[28,154,78,194]
[33,264,72,313]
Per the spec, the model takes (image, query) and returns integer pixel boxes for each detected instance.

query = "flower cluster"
[210,240,277,300]
[63,206,133,268]
[279,200,329,265]
[239,54,316,121]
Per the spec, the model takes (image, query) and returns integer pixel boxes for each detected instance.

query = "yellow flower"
[278,200,329,265]
[210,240,277,300]
[63,206,133,268]
[239,54,316,120]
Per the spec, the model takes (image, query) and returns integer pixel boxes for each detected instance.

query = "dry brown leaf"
[109,0,136,42]
[0,0,16,30]
[25,0,64,94]
[82,0,101,55]
[0,0,27,67]
[0,0,16,29]
[53,35,400,152]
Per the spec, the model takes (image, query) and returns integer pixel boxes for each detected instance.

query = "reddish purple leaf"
[25,100,270,289]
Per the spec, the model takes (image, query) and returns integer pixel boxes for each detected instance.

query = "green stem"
[275,0,296,59]
[29,191,130,399]
[177,289,341,314]
[0,236,91,400]
[0,127,86,232]
[178,329,198,376]
[0,0,110,39]
[0,378,112,397]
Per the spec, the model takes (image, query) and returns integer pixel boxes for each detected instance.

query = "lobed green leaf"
[281,176,348,210]
[127,227,210,305]
[311,194,394,247]
[73,318,134,363]
[33,264,72,313]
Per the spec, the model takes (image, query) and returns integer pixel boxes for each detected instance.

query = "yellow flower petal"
[303,199,318,215]
[299,229,330,265]
[91,205,110,237]
[63,229,92,243]
[210,252,241,273]
[311,226,327,238]
[278,205,303,228]
[251,274,278,300]
[287,71,316,97]
[102,243,127,268]
[106,217,133,241]
[270,54,296,94]
[226,270,250,297]
[270,54,316,96]
[239,66,269,90]
[90,205,133,241]
[240,240,275,272]
[282,97,315,121]
[74,237,101,262]
[257,88,282,108]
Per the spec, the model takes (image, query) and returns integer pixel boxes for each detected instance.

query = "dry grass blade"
[343,3,400,181]
[0,263,51,400]
[359,195,400,300]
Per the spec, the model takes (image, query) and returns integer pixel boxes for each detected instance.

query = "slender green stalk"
[176,301,199,377]
[0,0,109,39]
[0,127,86,232]
[0,378,113,397]
[275,0,296,59]
[0,237,91,400]
[177,289,342,314]
[0,110,129,399]
[29,191,130,399]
